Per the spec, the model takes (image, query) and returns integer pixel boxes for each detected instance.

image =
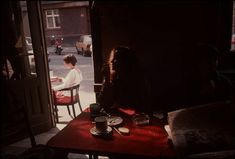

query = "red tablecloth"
[47,111,176,158]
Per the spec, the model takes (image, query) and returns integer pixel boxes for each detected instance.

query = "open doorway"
[41,1,96,127]
[5,0,95,136]
[3,1,96,155]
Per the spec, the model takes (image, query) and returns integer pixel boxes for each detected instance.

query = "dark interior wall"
[93,0,233,111]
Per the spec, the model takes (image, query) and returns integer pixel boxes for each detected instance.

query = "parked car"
[75,35,92,57]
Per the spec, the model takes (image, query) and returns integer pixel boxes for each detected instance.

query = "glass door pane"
[20,1,37,76]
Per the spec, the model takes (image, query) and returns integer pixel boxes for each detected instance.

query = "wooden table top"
[47,109,176,158]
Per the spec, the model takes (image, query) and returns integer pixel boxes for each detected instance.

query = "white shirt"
[53,68,82,96]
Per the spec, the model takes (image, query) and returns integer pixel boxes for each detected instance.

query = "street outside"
[47,46,96,125]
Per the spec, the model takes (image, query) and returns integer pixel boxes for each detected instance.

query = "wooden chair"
[53,84,83,123]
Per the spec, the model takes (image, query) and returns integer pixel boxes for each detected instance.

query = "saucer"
[107,116,123,126]
[90,126,112,136]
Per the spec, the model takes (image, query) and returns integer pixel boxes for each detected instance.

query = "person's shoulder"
[66,68,77,76]
[217,72,232,86]
[71,68,82,77]
[75,68,82,75]
[70,68,80,73]
[216,72,233,98]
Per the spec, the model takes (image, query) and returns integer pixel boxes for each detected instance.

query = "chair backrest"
[53,83,83,121]
[59,84,80,97]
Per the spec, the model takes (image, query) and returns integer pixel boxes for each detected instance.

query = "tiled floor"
[2,92,109,159]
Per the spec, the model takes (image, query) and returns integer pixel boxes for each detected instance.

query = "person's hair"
[109,46,139,72]
[102,46,140,83]
[196,44,219,63]
[63,54,77,66]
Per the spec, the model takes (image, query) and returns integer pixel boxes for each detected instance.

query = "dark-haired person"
[53,54,82,101]
[192,44,233,105]
[98,46,150,114]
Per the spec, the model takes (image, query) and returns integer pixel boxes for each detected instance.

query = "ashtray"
[132,113,150,126]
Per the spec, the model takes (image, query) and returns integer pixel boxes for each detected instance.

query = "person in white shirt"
[53,54,82,100]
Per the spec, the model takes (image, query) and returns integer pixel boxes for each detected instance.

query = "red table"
[47,110,176,158]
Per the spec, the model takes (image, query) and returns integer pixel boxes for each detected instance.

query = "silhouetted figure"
[191,44,233,105]
[98,46,150,114]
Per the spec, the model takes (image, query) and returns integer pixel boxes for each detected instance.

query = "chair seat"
[52,84,82,123]
[55,95,79,104]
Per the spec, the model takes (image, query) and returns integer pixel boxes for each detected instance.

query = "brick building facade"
[41,1,91,46]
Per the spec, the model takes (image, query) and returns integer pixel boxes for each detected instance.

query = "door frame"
[27,1,56,127]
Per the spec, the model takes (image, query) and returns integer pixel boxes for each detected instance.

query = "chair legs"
[67,105,71,115]
[54,99,83,122]
[69,99,83,119]
[54,105,59,123]
[71,99,83,119]
[78,98,83,113]
[54,104,77,123]
[72,104,76,118]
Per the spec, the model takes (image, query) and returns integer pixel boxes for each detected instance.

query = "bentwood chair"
[53,84,83,123]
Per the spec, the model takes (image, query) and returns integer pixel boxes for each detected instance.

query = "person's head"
[196,44,219,80]
[108,46,139,80]
[63,54,77,68]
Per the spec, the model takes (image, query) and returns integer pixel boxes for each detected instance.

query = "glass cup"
[90,103,101,118]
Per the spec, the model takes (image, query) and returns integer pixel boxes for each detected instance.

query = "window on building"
[45,9,61,29]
